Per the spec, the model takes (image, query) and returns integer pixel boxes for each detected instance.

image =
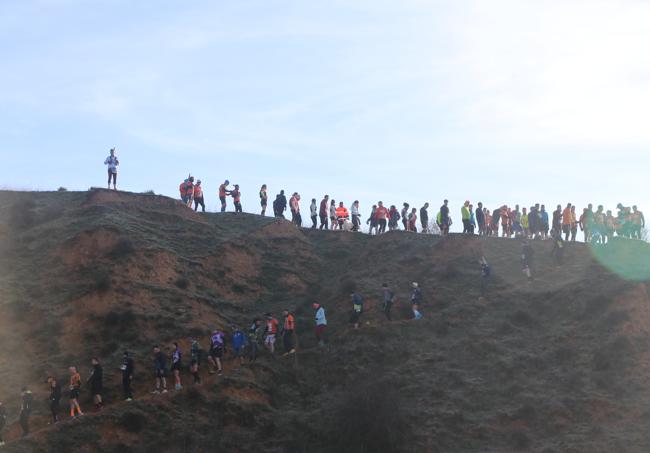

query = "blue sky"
[1,0,649,228]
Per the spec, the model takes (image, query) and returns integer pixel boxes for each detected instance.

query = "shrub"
[107,238,135,260]
[57,187,67,192]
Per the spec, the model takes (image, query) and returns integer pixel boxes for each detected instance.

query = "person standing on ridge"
[335,202,349,229]
[208,329,226,375]
[313,303,327,346]
[231,325,249,365]
[152,346,168,394]
[47,376,61,424]
[179,176,194,207]
[319,195,330,229]
[476,202,485,235]
[218,180,231,212]
[401,203,410,231]
[231,184,242,213]
[440,200,450,235]
[264,313,280,354]
[420,203,430,233]
[273,190,287,218]
[310,198,318,229]
[19,386,33,437]
[282,309,296,355]
[289,192,302,226]
[190,337,202,384]
[171,343,183,391]
[408,208,418,232]
[0,400,6,446]
[193,179,205,212]
[367,204,378,235]
[632,205,645,239]
[552,204,562,238]
[521,207,529,238]
[461,201,471,234]
[104,148,119,190]
[87,357,104,410]
[411,282,423,319]
[570,205,578,241]
[350,292,364,329]
[388,205,400,231]
[121,351,134,400]
[329,199,337,229]
[69,366,83,417]
[248,319,263,362]
[521,240,534,281]
[260,184,268,216]
[540,205,549,239]
[382,283,395,320]
[375,201,389,234]
[562,203,573,241]
[351,200,361,232]
[480,257,491,299]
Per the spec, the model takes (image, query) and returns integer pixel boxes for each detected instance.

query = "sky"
[1,0,649,230]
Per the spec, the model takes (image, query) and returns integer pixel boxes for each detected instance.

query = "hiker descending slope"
[264,313,280,354]
[479,256,491,299]
[231,325,249,365]
[411,282,423,319]
[120,352,134,400]
[282,310,296,355]
[248,319,263,362]
[381,283,395,320]
[190,338,202,384]
[47,376,61,424]
[19,386,33,438]
[208,329,226,375]
[314,303,327,346]
[87,357,104,410]
[350,292,364,328]
[68,366,83,417]
[521,240,534,281]
[171,343,183,391]
[152,346,168,394]
[104,148,119,190]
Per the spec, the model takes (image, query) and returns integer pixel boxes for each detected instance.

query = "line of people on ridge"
[0,278,430,444]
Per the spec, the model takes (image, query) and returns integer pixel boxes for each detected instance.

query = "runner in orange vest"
[562,203,572,241]
[231,184,242,213]
[193,180,205,212]
[218,180,231,212]
[335,202,349,229]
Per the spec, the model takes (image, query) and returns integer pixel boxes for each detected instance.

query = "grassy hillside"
[0,190,649,453]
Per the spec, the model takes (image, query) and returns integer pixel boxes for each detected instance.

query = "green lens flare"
[589,238,650,281]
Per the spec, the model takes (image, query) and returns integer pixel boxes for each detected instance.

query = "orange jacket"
[335,206,349,219]
[284,314,295,331]
[194,185,203,198]
[375,206,389,220]
[562,207,572,225]
[219,184,228,197]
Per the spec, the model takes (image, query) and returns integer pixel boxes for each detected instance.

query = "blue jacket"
[232,331,248,349]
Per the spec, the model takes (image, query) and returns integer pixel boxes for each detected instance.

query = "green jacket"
[461,206,470,220]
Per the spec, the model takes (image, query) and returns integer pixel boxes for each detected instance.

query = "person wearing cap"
[104,148,119,190]
[411,283,423,319]
[193,179,205,212]
[313,303,327,346]
[218,180,231,212]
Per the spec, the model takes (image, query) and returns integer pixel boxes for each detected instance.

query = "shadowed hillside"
[1,189,649,453]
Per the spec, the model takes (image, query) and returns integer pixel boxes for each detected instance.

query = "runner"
[248,319,263,362]
[260,184,268,216]
[381,283,395,320]
[420,203,430,233]
[440,200,450,235]
[329,200,337,229]
[190,337,202,384]
[282,309,296,355]
[231,185,242,213]
[273,190,287,218]
[351,200,361,232]
[0,400,5,446]
[461,201,471,234]
[179,176,195,207]
[367,205,378,235]
[632,205,645,239]
[87,357,104,410]
[68,366,84,417]
[121,351,135,400]
[335,202,349,229]
[208,329,226,375]
[152,346,168,394]
[521,240,534,281]
[375,202,389,234]
[388,205,400,231]
[480,256,491,299]
[47,376,61,424]
[193,180,205,212]
[104,148,119,190]
[350,292,364,329]
[171,342,182,390]
[319,195,330,229]
[310,198,318,229]
[313,303,327,346]
[218,180,231,212]
[289,192,302,226]
[231,325,249,365]
[476,202,486,236]
[408,208,418,232]
[19,386,32,437]
[401,203,410,231]
[411,282,423,319]
[264,313,280,354]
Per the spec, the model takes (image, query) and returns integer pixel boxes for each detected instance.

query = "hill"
[0,189,649,453]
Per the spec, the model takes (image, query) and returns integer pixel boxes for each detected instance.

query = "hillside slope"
[0,190,649,453]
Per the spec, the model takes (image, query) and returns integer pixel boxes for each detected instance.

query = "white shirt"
[315,307,327,326]
[104,155,119,172]
[310,203,317,216]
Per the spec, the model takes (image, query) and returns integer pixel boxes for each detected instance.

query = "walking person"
[335,202,349,230]
[152,346,168,394]
[273,190,287,218]
[461,201,471,234]
[319,195,330,229]
[290,193,302,226]
[47,376,61,424]
[476,202,486,235]
[570,205,578,241]
[479,256,491,299]
[375,202,389,234]
[367,205,378,235]
[248,319,263,363]
[408,208,418,232]
[561,203,572,242]
[381,283,395,321]
[68,366,83,417]
[218,180,231,212]
[231,325,249,365]
[104,148,119,190]
[264,313,280,354]
[282,309,296,355]
[351,200,361,232]
[469,204,476,234]
[350,292,364,329]
[121,351,134,400]
[411,282,423,319]
[0,400,6,446]
[329,200,337,229]
[190,337,202,384]
[401,203,410,230]
[420,203,430,233]
[310,198,318,229]
[551,232,565,266]
[540,205,550,239]
[171,343,182,391]
[87,357,104,410]
[313,303,327,346]
[260,184,268,216]
[231,185,242,213]
[179,175,194,207]
[19,386,33,437]
[521,240,534,281]
[440,200,450,235]
[193,179,205,212]
[632,205,645,239]
[388,205,400,231]
[208,329,226,375]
